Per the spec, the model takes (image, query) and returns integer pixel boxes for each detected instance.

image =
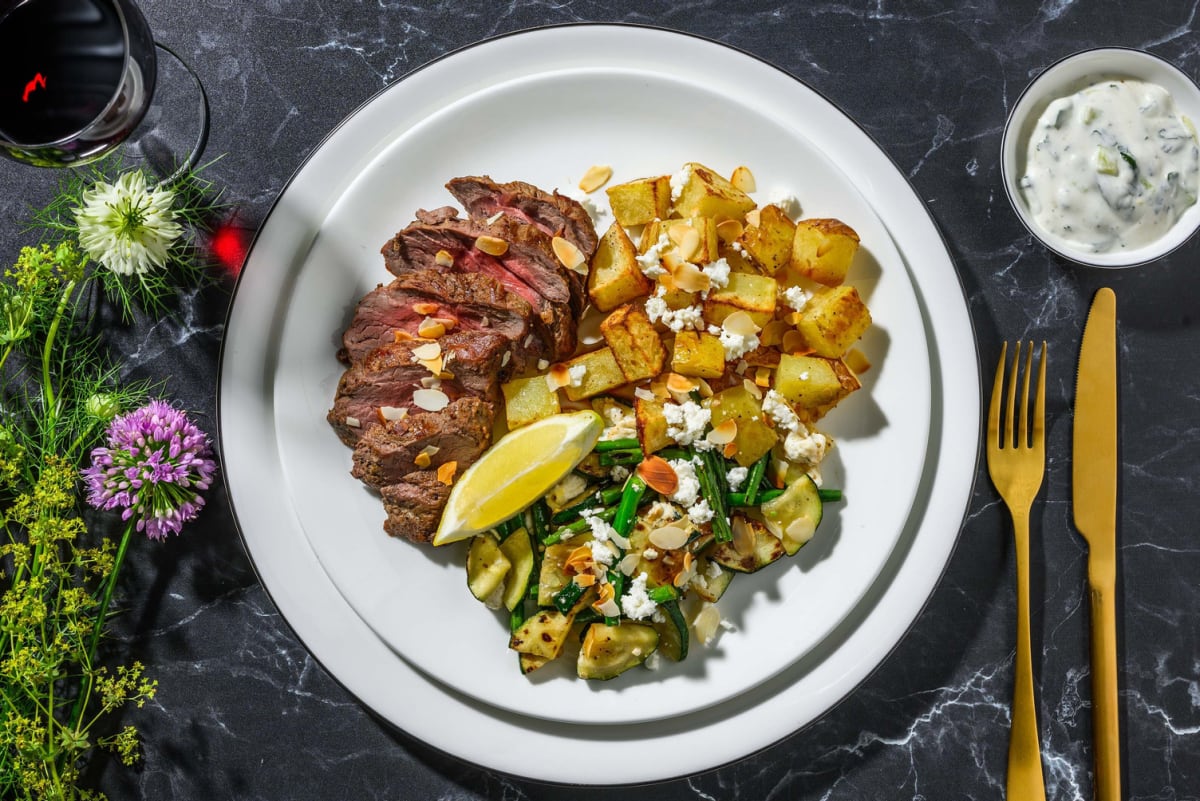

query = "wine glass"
[0,0,208,179]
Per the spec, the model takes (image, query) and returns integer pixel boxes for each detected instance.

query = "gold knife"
[1072,287,1121,801]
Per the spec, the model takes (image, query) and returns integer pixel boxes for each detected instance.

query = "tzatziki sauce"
[1019,78,1199,253]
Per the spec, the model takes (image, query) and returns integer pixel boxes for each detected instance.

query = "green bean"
[728,489,784,506]
[743,451,770,506]
[648,585,679,604]
[612,475,648,538]
[594,438,640,453]
[552,485,623,524]
[543,505,618,545]
[553,580,586,614]
[599,450,643,467]
[818,488,843,503]
[697,448,733,542]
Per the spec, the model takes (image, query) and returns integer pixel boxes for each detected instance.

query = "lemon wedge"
[432,410,604,545]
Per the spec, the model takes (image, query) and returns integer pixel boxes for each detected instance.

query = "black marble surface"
[1,1,1198,799]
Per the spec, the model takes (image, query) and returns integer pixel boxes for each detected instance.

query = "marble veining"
[0,0,1197,798]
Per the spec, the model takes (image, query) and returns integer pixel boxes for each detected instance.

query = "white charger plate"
[219,24,979,783]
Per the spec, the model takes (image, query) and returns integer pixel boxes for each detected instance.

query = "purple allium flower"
[82,400,217,540]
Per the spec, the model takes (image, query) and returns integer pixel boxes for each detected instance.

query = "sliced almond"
[392,330,415,343]
[672,551,696,588]
[744,208,762,228]
[564,545,593,575]
[723,310,760,337]
[741,377,763,400]
[485,211,505,226]
[617,552,641,576]
[411,342,441,361]
[412,388,450,412]
[419,375,442,389]
[637,455,679,497]
[432,316,457,331]
[574,572,597,587]
[672,262,710,293]
[661,248,686,275]
[715,219,744,243]
[412,301,440,315]
[345,416,361,428]
[782,329,810,355]
[668,223,702,263]
[434,249,454,268]
[648,524,690,551]
[417,317,446,339]
[695,378,714,399]
[722,441,740,459]
[760,319,789,348]
[665,372,698,401]
[436,460,458,486]
[552,236,588,274]
[475,235,509,256]
[730,165,756,193]
[706,418,738,445]
[692,603,722,645]
[578,164,613,194]
[546,362,573,390]
[377,405,408,423]
[414,451,432,468]
[731,515,755,555]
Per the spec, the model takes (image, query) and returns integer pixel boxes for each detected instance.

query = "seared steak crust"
[351,396,493,489]
[380,471,452,543]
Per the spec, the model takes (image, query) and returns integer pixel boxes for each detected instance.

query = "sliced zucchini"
[510,608,575,660]
[691,559,735,602]
[577,622,659,680]
[537,540,581,606]
[467,534,511,606]
[498,526,535,611]
[519,651,551,675]
[707,516,785,573]
[760,474,823,555]
[652,600,689,661]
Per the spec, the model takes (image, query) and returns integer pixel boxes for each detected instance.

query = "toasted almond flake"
[706,418,738,445]
[574,572,597,587]
[734,359,749,375]
[693,603,722,645]
[434,249,454,267]
[436,460,458,485]
[637,455,680,496]
[485,211,505,225]
[475,235,509,256]
[730,165,757,193]
[417,317,446,338]
[723,310,761,337]
[501,351,512,367]
[393,330,415,342]
[731,515,755,555]
[414,451,432,468]
[546,362,573,389]
[412,388,450,412]
[666,372,698,394]
[782,329,810,354]
[377,405,408,423]
[411,342,442,361]
[761,319,789,347]
[592,582,618,615]
[716,219,744,243]
[661,249,686,275]
[419,444,440,458]
[673,551,696,587]
[617,553,641,576]
[552,236,588,274]
[722,441,740,459]
[673,262,710,293]
[648,524,689,551]
[744,208,762,227]
[669,223,702,262]
[345,416,361,428]
[772,457,788,489]
[578,164,613,193]
[432,316,457,331]
[419,375,442,389]
[742,377,763,400]
[412,301,440,315]
[695,377,714,398]
[754,367,773,388]
[564,545,593,575]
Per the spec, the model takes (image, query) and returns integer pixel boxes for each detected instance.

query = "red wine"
[0,0,155,162]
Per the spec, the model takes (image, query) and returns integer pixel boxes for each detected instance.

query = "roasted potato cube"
[607,175,671,227]
[588,221,654,312]
[719,242,761,275]
[791,218,861,286]
[672,162,757,220]
[501,375,562,429]
[737,204,796,274]
[844,347,872,374]
[707,385,778,467]
[795,285,872,358]
[774,353,861,419]
[562,347,628,401]
[671,330,726,379]
[703,272,777,329]
[601,304,666,383]
[635,396,673,454]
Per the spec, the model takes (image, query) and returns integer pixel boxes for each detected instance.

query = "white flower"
[74,170,183,276]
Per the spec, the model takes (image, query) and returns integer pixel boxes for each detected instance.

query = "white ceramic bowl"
[1001,47,1200,268]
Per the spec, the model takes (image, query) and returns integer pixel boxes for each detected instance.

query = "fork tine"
[1033,341,1047,446]
[1005,341,1021,449]
[1019,341,1033,448]
[989,341,1008,449]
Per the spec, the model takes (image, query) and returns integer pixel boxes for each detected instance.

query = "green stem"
[40,279,77,424]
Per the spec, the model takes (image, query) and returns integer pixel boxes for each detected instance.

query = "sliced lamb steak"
[446,175,599,263]
[340,271,538,369]
[351,396,493,489]
[380,470,451,543]
[380,212,580,358]
[327,330,508,446]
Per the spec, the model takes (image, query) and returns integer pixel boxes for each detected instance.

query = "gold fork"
[986,341,1048,801]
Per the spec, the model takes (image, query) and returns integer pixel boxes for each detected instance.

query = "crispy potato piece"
[588,221,654,312]
[737,204,796,274]
[601,304,666,384]
[774,353,861,420]
[707,385,778,467]
[635,396,673,454]
[670,330,726,379]
[607,175,671,227]
[501,375,562,429]
[562,347,628,401]
[672,162,757,220]
[791,218,861,286]
[703,272,777,329]
[794,285,872,358]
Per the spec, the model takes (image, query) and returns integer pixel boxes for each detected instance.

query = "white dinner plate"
[220,24,980,783]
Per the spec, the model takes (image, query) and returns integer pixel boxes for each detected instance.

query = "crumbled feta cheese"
[688,498,714,524]
[644,292,669,323]
[761,389,802,433]
[537,358,549,371]
[620,572,658,620]
[643,650,661,671]
[662,400,711,447]
[642,547,659,561]
[589,538,616,571]
[609,464,630,483]
[645,286,704,332]
[668,457,702,507]
[583,510,619,543]
[636,230,671,278]
[709,323,760,361]
[781,284,812,311]
[645,500,682,524]
[670,165,692,202]
[701,257,731,291]
[784,427,829,465]
[726,466,749,492]
[706,560,724,579]
[599,403,637,441]
[568,363,587,387]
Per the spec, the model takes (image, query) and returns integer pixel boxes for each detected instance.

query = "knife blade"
[1072,286,1120,801]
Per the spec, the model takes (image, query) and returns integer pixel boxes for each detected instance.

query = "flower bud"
[86,393,121,421]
